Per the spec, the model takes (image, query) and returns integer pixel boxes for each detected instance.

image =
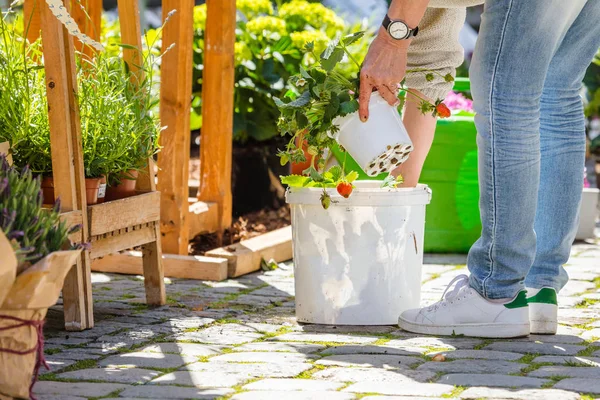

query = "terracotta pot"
[105,170,139,202]
[41,177,55,205]
[290,138,314,176]
[85,177,102,205]
[97,175,107,204]
[40,176,102,205]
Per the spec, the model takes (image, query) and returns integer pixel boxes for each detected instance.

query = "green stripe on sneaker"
[527,288,558,305]
[504,291,528,309]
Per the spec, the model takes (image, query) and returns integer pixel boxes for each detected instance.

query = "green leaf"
[328,165,343,182]
[117,43,139,50]
[320,36,340,60]
[299,66,312,80]
[339,100,359,116]
[324,95,340,120]
[307,166,324,182]
[342,31,365,46]
[345,171,359,183]
[320,48,344,72]
[274,91,311,109]
[280,175,310,187]
[295,112,309,129]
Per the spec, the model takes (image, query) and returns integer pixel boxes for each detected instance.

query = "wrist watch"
[382,15,419,40]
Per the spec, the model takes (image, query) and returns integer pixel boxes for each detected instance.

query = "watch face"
[389,21,409,40]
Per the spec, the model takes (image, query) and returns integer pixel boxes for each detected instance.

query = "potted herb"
[0,155,83,400]
[276,34,448,325]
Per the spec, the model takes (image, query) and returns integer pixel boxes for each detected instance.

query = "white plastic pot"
[287,182,432,325]
[577,188,599,240]
[335,92,413,177]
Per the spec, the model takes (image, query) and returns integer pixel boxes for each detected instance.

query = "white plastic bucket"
[335,92,413,177]
[286,182,432,325]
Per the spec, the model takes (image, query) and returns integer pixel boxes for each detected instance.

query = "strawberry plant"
[276,32,451,208]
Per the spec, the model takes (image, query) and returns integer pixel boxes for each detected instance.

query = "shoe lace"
[427,274,472,312]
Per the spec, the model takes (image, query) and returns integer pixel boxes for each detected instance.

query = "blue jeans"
[467,0,600,299]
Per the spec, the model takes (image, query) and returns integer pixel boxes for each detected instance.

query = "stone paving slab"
[417,359,524,374]
[316,354,423,369]
[234,342,325,354]
[555,378,600,394]
[272,332,380,344]
[438,374,551,389]
[33,381,128,397]
[242,378,344,391]
[37,241,600,400]
[137,342,225,356]
[528,366,600,378]
[484,341,586,356]
[231,391,355,400]
[179,361,313,377]
[149,371,257,388]
[99,351,199,368]
[57,366,162,384]
[208,351,312,363]
[312,366,437,383]
[344,381,454,397]
[459,387,581,400]
[429,349,524,361]
[119,385,234,399]
[532,355,600,366]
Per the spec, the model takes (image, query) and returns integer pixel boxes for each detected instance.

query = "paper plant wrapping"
[0,232,81,400]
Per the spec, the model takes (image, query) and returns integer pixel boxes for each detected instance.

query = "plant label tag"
[98,183,107,199]
[0,142,12,165]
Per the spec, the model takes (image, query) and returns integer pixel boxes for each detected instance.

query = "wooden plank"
[198,0,236,232]
[88,191,160,236]
[205,226,293,278]
[142,223,166,305]
[90,224,156,259]
[188,201,219,238]
[158,0,194,255]
[40,0,93,330]
[23,0,42,44]
[69,0,102,58]
[92,251,228,281]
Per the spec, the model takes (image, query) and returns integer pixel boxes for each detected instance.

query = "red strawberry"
[337,182,353,198]
[436,103,451,119]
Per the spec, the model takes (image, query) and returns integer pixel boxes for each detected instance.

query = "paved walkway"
[38,240,600,400]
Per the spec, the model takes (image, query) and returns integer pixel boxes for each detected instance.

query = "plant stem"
[341,44,361,70]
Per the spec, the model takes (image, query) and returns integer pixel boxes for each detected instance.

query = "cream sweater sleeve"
[405,0,483,101]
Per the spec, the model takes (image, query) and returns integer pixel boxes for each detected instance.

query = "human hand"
[359,29,411,122]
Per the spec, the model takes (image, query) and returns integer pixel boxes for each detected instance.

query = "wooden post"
[69,0,102,59]
[157,1,194,255]
[198,0,236,233]
[117,0,166,305]
[23,0,42,44]
[40,0,93,330]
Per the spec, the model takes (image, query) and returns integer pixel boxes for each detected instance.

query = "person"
[360,0,600,338]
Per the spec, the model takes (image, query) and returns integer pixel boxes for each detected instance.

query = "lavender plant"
[0,155,79,271]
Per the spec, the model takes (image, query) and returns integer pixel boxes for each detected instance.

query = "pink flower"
[444,91,474,113]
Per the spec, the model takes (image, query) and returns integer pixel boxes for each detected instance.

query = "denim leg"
[526,0,600,292]
[467,0,588,299]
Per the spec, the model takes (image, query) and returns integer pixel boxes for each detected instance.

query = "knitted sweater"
[405,0,484,101]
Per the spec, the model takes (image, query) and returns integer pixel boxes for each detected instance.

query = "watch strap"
[382,14,419,39]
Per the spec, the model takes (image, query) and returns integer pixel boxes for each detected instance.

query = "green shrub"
[191,0,373,143]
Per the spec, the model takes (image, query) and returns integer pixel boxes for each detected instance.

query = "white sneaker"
[398,275,530,338]
[526,287,558,335]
